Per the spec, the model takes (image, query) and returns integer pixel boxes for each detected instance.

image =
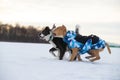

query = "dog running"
[39,25,82,60]
[53,25,111,62]
[39,26,71,60]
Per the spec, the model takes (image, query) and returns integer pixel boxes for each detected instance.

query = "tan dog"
[53,25,111,62]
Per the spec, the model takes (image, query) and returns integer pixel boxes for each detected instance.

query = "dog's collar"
[48,35,53,42]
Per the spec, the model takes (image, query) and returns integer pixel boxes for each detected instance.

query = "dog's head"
[39,26,54,41]
[53,25,67,37]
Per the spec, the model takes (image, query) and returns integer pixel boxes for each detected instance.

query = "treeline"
[0,22,48,43]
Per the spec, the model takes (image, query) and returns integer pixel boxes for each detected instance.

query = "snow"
[0,42,120,80]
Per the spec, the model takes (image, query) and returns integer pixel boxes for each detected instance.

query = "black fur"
[52,37,67,60]
[75,34,99,44]
[39,27,68,60]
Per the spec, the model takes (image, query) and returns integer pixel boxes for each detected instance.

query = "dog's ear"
[62,25,65,28]
[53,24,56,28]
[45,26,50,30]
[51,24,56,31]
[61,25,67,36]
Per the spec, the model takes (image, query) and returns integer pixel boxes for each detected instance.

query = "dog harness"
[63,31,106,54]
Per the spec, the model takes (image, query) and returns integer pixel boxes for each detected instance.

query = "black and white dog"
[39,26,69,60]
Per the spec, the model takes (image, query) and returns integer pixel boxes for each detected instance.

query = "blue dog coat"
[63,31,106,54]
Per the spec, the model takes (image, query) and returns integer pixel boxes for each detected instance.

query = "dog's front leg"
[77,54,82,61]
[49,47,57,57]
[89,50,100,62]
[59,48,66,60]
[70,48,81,61]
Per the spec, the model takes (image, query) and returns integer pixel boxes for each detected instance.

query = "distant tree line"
[0,22,48,43]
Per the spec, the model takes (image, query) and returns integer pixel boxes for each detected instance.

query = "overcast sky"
[0,0,120,25]
[0,0,120,44]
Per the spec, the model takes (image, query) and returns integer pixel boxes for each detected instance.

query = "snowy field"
[0,42,120,80]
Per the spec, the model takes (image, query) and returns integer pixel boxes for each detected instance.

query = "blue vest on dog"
[63,31,106,54]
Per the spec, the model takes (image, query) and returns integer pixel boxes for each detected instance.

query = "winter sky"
[0,0,120,25]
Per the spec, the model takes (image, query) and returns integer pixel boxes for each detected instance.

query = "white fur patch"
[40,34,44,37]
[43,32,53,41]
[49,41,56,48]
[54,36,64,38]
[44,34,51,41]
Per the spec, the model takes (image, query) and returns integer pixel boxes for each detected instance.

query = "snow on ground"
[0,42,120,80]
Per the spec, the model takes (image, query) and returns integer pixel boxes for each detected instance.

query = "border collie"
[38,26,68,60]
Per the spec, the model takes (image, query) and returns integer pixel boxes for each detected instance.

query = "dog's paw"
[78,58,82,61]
[49,51,57,57]
[90,59,94,62]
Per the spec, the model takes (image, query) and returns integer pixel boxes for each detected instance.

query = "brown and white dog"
[53,25,111,62]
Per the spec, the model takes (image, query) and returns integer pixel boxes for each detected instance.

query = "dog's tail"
[75,24,80,34]
[106,43,111,54]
